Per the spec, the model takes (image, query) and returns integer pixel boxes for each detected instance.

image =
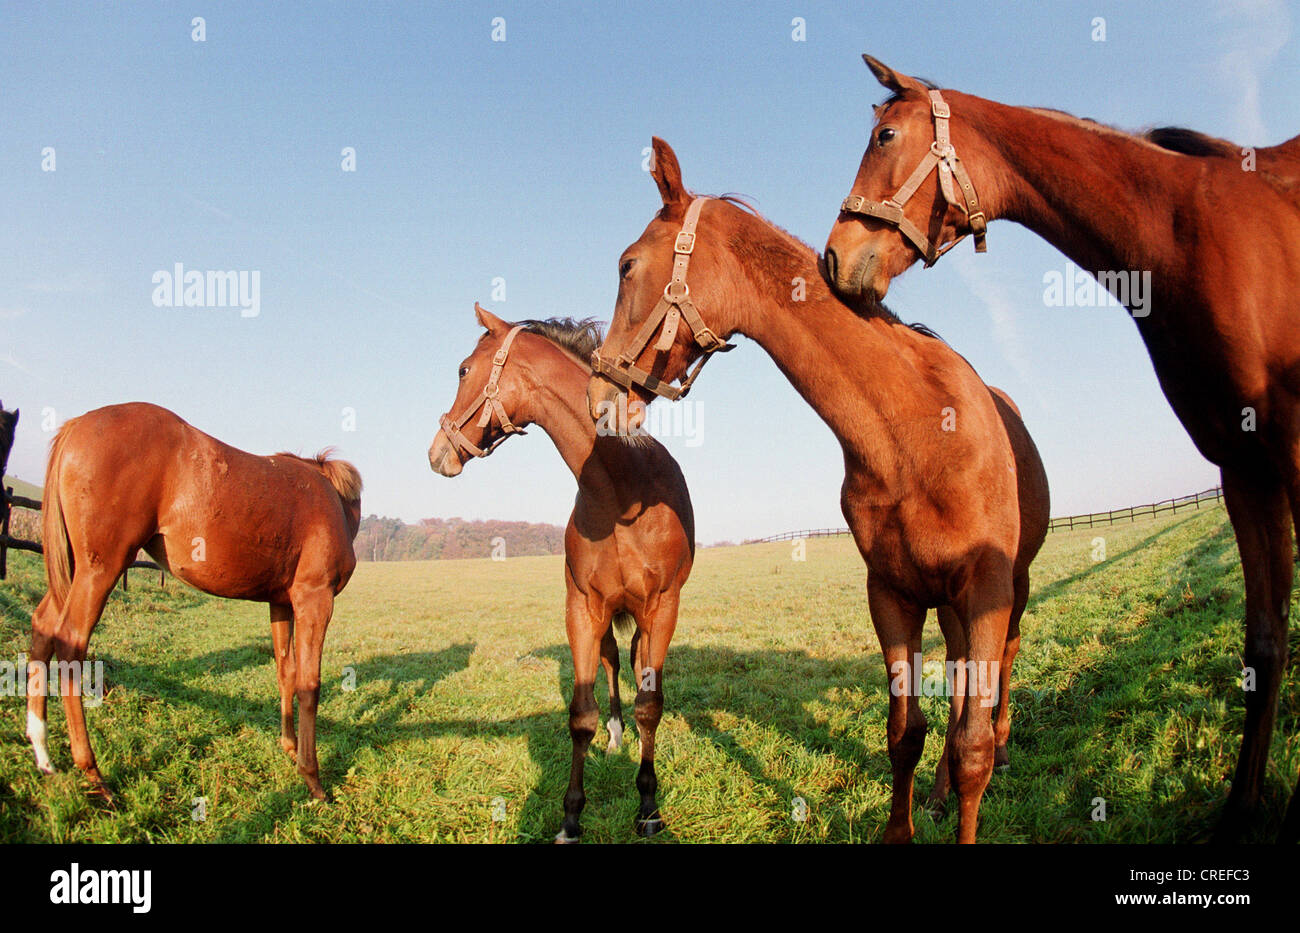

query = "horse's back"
[55,402,354,601]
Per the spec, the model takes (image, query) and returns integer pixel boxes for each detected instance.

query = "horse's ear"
[650,137,689,208]
[474,302,509,336]
[862,55,926,95]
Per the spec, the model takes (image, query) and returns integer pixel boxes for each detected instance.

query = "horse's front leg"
[556,585,604,844]
[867,576,928,843]
[631,590,679,837]
[948,564,1014,844]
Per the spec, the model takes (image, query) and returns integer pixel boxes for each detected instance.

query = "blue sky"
[2,1,1295,543]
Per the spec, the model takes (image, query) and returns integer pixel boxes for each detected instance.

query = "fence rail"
[744,485,1225,545]
[1,484,164,586]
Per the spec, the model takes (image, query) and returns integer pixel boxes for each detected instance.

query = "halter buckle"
[930,98,950,119]
[674,231,696,254]
[842,194,866,213]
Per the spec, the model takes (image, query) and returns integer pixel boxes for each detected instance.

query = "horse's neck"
[740,282,935,493]
[964,93,1192,274]
[522,354,623,503]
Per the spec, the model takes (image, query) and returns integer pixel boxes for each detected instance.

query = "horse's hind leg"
[868,577,928,843]
[927,605,965,813]
[289,586,334,801]
[270,603,297,760]
[994,572,1029,770]
[600,624,624,752]
[54,569,119,801]
[25,594,59,773]
[632,591,680,837]
[557,583,603,843]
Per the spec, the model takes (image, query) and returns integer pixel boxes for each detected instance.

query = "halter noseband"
[839,89,987,267]
[439,322,528,459]
[590,197,734,402]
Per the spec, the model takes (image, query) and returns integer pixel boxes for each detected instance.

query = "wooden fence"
[745,485,1225,545]
[1,484,165,586]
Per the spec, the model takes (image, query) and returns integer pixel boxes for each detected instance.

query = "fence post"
[0,485,10,581]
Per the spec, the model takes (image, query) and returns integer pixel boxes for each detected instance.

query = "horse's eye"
[877,127,897,146]
[619,258,635,278]
[458,366,469,379]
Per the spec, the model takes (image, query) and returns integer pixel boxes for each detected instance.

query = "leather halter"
[590,197,734,402]
[439,324,528,459]
[839,89,987,267]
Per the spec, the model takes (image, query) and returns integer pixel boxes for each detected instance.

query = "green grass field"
[0,502,1296,843]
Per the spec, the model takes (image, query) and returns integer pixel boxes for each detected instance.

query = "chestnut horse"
[823,56,1300,842]
[25,402,362,802]
[428,304,694,841]
[587,139,1049,843]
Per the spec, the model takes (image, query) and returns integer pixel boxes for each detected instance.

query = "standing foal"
[429,304,694,841]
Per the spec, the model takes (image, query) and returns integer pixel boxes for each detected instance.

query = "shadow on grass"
[35,639,478,841]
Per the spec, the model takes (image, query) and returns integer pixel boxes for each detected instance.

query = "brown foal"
[26,402,361,802]
[587,139,1049,842]
[429,304,694,841]
[824,56,1300,841]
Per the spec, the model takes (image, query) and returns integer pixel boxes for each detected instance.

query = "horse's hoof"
[924,800,947,822]
[34,758,56,776]
[280,739,298,761]
[88,783,116,808]
[554,829,581,844]
[995,762,1011,774]
[635,816,665,837]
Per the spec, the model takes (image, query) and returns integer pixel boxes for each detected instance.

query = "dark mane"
[509,317,606,369]
[712,196,942,341]
[1144,126,1239,158]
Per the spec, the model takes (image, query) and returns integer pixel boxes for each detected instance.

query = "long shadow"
[50,639,476,840]
[398,641,898,842]
[999,517,1287,841]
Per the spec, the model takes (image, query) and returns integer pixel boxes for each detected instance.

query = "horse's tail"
[319,455,363,503]
[42,424,75,608]
[612,610,636,640]
[278,448,363,503]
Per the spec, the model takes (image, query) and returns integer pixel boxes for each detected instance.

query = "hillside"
[355,515,566,561]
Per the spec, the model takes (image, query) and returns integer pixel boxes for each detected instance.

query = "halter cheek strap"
[439,323,528,459]
[590,197,734,403]
[839,89,987,267]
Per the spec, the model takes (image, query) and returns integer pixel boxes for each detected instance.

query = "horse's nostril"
[825,248,839,282]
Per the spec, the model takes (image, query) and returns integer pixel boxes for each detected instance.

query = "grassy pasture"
[0,502,1296,843]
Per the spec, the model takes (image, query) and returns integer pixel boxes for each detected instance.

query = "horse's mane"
[509,317,605,370]
[708,194,943,341]
[1144,126,1240,158]
[275,448,363,502]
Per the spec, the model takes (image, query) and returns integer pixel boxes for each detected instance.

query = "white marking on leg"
[26,711,54,773]
[606,717,623,752]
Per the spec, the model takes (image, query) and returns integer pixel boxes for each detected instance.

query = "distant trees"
[355,515,566,562]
